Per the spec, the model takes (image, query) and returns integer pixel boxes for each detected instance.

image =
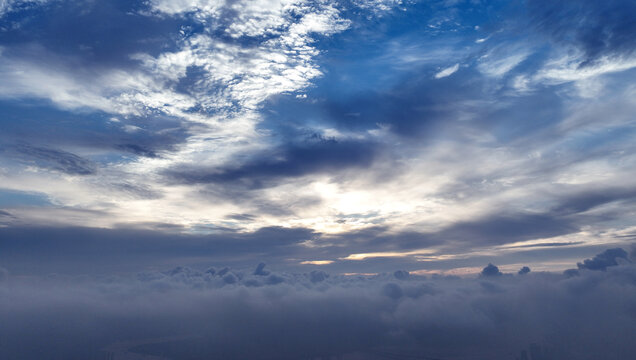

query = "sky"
[0,1,636,359]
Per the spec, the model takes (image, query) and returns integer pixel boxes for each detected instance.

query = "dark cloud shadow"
[0,100,189,159]
[3,144,95,175]
[0,225,318,274]
[165,135,380,189]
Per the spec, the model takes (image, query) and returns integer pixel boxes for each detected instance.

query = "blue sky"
[1,1,636,359]
[0,0,635,276]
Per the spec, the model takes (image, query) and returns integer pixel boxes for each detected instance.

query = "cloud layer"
[1,250,635,359]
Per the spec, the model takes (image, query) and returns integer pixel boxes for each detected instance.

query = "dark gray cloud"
[551,187,636,216]
[577,248,630,271]
[321,226,442,255]
[1,251,635,359]
[0,225,318,274]
[393,270,410,280]
[253,262,270,276]
[3,144,95,175]
[439,213,579,248]
[0,206,620,276]
[518,266,531,275]
[0,219,627,279]
[165,136,379,189]
[480,263,502,277]
[225,213,256,221]
[310,270,328,283]
[0,210,15,226]
[116,143,159,158]
[0,101,189,160]
[423,186,636,251]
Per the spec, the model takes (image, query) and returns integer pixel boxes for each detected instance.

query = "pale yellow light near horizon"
[341,248,438,261]
[300,260,334,265]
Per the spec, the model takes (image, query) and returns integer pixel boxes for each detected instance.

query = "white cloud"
[149,0,350,38]
[511,49,636,97]
[353,0,403,12]
[0,47,197,116]
[478,50,529,77]
[148,0,223,16]
[434,63,459,78]
[0,0,50,17]
[536,54,636,83]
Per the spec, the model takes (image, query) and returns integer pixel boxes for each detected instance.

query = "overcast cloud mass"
[0,0,635,358]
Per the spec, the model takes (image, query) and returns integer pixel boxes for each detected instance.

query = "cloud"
[439,212,579,248]
[1,219,629,280]
[480,263,502,277]
[0,101,189,158]
[534,53,636,86]
[4,145,96,175]
[550,187,636,216]
[149,0,351,39]
[577,248,630,271]
[353,0,403,12]
[1,251,635,359]
[518,266,531,275]
[478,48,530,78]
[165,136,380,188]
[0,225,319,274]
[521,0,636,93]
[528,0,636,64]
[266,66,486,138]
[148,0,223,17]
[0,0,50,18]
[0,0,364,231]
[434,63,459,78]
[393,269,409,280]
[0,0,635,282]
[253,262,270,276]
[309,269,328,282]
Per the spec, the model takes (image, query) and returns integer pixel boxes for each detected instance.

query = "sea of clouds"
[1,248,635,359]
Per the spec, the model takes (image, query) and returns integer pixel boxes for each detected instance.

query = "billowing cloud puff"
[393,269,409,280]
[480,263,503,277]
[518,266,531,275]
[310,269,328,283]
[577,248,630,271]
